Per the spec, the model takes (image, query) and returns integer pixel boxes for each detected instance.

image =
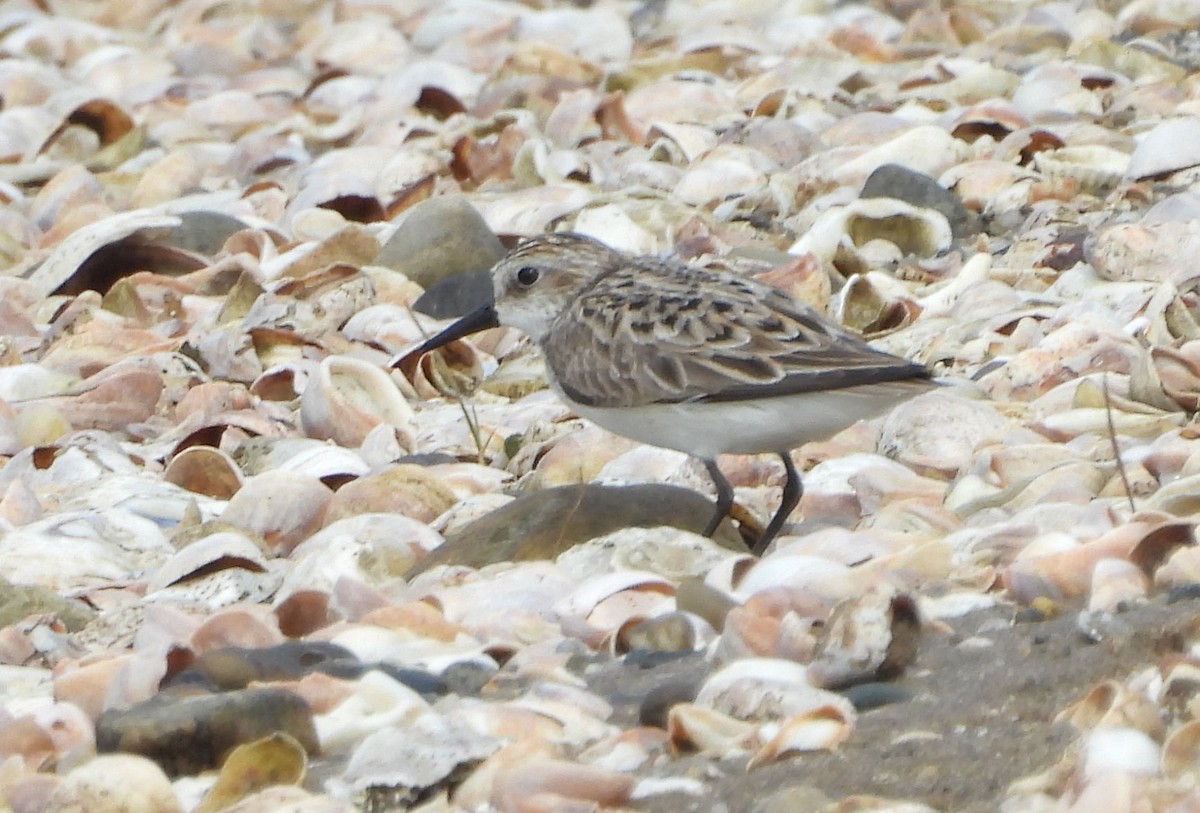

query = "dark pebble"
[860,163,973,239]
[638,677,704,729]
[96,687,317,776]
[413,269,494,319]
[170,641,357,690]
[623,648,696,669]
[841,682,913,711]
[1167,583,1200,604]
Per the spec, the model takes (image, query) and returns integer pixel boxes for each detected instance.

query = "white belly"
[560,380,932,459]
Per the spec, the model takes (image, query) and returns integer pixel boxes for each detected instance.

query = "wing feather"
[542,260,929,408]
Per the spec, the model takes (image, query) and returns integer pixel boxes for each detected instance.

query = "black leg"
[752,452,802,556]
[701,458,734,537]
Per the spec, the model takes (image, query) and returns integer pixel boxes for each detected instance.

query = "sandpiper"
[401,232,934,555]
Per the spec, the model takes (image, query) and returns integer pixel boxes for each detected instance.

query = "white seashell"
[1126,117,1200,180]
[667,703,756,754]
[299,355,415,449]
[807,583,918,688]
[0,510,173,591]
[788,197,952,266]
[570,204,660,256]
[552,571,675,623]
[555,526,740,583]
[219,470,333,555]
[1034,144,1130,194]
[289,207,351,241]
[315,669,431,755]
[26,210,181,297]
[329,624,494,675]
[0,363,75,401]
[830,125,968,185]
[336,712,501,800]
[280,513,442,603]
[409,563,575,642]
[1082,727,1159,780]
[748,705,855,767]
[1011,63,1104,119]
[696,658,856,723]
[1087,558,1148,614]
[146,530,267,593]
[253,438,371,481]
[146,563,282,612]
[673,144,771,206]
[472,184,595,236]
[1154,545,1200,589]
[726,555,858,603]
[44,754,181,813]
[878,392,1011,476]
[516,6,633,64]
[341,304,444,352]
[645,122,719,164]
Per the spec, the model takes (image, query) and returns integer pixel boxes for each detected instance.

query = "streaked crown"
[490,233,624,342]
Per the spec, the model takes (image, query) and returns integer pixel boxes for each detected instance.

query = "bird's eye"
[515,265,540,287]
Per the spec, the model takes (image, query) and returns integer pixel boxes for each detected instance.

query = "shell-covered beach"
[3,0,1200,811]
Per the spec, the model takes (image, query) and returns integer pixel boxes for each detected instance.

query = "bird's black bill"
[393,304,500,368]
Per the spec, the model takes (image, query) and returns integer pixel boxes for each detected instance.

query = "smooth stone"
[638,677,704,728]
[96,687,318,776]
[0,576,95,631]
[841,682,914,711]
[375,196,505,294]
[169,210,251,257]
[172,642,358,690]
[1167,583,1200,604]
[407,483,747,575]
[860,163,973,239]
[322,663,446,698]
[168,641,448,699]
[413,269,494,319]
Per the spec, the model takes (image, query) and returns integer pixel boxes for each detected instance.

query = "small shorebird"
[401,233,934,555]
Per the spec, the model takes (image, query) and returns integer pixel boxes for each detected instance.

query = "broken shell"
[1087,558,1149,614]
[163,445,243,499]
[1126,117,1200,181]
[789,197,953,272]
[146,530,269,594]
[44,754,181,813]
[1033,145,1130,195]
[696,658,856,724]
[1057,680,1164,739]
[807,585,921,689]
[315,670,430,755]
[491,759,635,813]
[220,470,333,555]
[553,571,674,631]
[26,210,182,297]
[300,355,415,449]
[667,703,756,754]
[1162,719,1200,782]
[747,705,855,768]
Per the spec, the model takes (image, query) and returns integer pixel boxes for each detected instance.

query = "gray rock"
[861,163,973,239]
[96,687,318,776]
[408,483,747,575]
[375,197,505,297]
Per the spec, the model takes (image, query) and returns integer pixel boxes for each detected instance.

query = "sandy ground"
[583,595,1193,812]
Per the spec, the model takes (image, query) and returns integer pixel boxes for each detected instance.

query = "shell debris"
[4,0,1200,811]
